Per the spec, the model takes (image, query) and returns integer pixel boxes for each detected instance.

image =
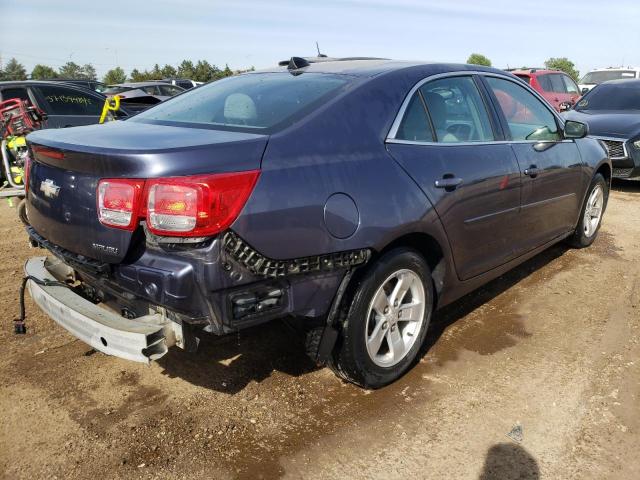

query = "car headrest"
[224,93,257,122]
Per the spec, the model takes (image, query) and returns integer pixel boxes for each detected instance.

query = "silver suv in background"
[579,67,640,94]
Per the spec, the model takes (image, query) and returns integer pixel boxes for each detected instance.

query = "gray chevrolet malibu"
[22,58,610,388]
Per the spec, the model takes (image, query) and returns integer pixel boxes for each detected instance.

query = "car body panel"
[23,61,610,342]
[27,122,268,263]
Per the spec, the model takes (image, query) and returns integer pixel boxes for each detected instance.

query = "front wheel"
[330,248,433,389]
[566,173,608,248]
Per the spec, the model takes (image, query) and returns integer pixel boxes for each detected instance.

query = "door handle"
[434,176,463,190]
[524,166,540,178]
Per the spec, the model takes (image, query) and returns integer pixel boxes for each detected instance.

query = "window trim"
[386,71,568,146]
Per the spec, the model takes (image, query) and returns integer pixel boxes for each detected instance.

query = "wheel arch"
[373,232,447,307]
[595,161,611,186]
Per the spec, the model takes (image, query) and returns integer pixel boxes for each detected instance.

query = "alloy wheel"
[365,269,426,367]
[583,184,604,238]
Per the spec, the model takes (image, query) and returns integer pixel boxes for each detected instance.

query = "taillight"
[97,179,145,230]
[146,170,260,237]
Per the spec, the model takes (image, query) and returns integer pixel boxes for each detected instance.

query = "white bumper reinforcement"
[25,256,181,363]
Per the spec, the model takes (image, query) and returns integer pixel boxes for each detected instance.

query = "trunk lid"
[26,121,267,263]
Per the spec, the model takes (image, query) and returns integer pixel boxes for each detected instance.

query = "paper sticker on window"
[622,73,635,77]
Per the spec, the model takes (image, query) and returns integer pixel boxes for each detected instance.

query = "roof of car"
[508,68,562,76]
[0,80,95,86]
[588,67,640,72]
[256,58,501,78]
[109,81,174,87]
[0,80,107,94]
[600,79,640,85]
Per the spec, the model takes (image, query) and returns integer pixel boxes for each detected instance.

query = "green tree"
[80,63,97,80]
[177,60,195,79]
[1,58,27,80]
[58,61,83,79]
[103,67,127,85]
[160,64,177,78]
[31,64,58,80]
[544,57,580,81]
[192,60,219,82]
[467,53,492,67]
[129,68,154,81]
[150,63,162,79]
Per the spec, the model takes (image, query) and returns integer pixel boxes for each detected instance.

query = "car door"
[483,75,583,252]
[32,84,105,128]
[386,74,524,280]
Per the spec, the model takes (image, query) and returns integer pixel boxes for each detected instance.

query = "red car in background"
[510,69,581,112]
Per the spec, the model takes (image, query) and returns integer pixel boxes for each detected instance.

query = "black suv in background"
[0,81,129,128]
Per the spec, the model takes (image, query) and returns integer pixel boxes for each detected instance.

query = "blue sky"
[1,0,639,80]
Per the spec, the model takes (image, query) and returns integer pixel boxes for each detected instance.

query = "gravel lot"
[1,181,639,480]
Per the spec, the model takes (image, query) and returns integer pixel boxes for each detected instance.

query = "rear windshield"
[580,70,637,85]
[575,82,640,111]
[515,74,531,85]
[129,72,350,132]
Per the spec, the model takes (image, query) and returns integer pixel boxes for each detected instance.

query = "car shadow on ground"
[611,178,640,193]
[478,443,540,480]
[157,242,570,394]
[422,242,569,356]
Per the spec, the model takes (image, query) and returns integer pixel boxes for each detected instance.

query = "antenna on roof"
[316,41,327,58]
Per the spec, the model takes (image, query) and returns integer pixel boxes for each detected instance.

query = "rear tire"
[566,173,608,248]
[329,248,433,389]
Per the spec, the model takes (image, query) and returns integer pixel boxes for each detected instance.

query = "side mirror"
[564,120,588,139]
[581,87,589,95]
[559,101,572,112]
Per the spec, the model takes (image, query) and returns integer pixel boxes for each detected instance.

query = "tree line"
[0,57,251,84]
[0,54,582,84]
[466,53,581,81]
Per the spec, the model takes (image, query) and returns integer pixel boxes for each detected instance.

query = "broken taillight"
[97,179,145,230]
[146,171,260,237]
[96,171,260,237]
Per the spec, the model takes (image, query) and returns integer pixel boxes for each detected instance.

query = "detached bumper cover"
[25,256,178,363]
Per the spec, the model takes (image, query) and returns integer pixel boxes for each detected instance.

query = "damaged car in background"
[103,81,184,113]
[22,58,610,388]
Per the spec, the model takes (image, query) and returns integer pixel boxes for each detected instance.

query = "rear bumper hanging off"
[24,256,182,363]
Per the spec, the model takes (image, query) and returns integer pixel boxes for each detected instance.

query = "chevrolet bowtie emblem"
[40,179,61,199]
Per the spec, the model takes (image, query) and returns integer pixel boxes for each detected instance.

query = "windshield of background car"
[575,83,640,111]
[580,70,636,84]
[130,72,351,132]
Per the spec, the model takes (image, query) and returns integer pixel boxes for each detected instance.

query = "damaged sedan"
[22,58,610,388]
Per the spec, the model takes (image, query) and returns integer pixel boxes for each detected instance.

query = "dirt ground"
[1,181,639,480]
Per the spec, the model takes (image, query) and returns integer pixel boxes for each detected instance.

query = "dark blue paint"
[25,61,610,331]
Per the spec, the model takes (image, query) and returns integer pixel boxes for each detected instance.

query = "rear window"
[130,72,350,132]
[515,74,531,85]
[580,70,637,84]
